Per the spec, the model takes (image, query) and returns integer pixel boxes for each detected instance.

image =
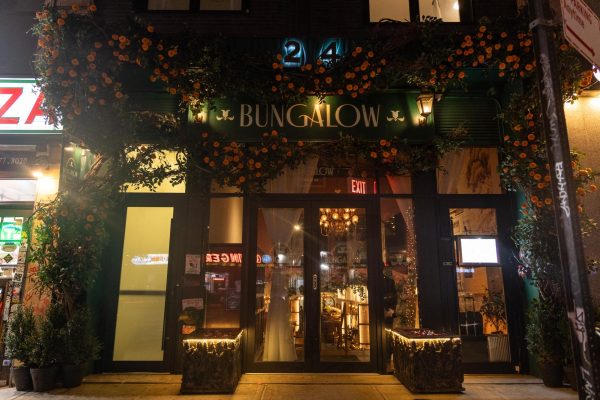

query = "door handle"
[312,274,318,290]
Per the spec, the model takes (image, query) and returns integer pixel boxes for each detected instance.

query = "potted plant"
[526,298,568,387]
[60,307,101,388]
[29,305,63,392]
[479,289,510,362]
[5,306,36,391]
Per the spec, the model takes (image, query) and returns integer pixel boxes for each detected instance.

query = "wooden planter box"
[180,329,243,394]
[387,328,464,393]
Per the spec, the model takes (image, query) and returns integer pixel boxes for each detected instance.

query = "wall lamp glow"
[416,92,434,126]
[593,65,600,82]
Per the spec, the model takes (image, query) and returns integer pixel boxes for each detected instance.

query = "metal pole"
[528,0,600,398]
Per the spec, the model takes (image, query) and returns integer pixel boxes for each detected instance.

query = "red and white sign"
[350,179,367,194]
[0,79,61,133]
[561,0,600,67]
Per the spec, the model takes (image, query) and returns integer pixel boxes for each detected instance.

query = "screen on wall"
[457,236,499,265]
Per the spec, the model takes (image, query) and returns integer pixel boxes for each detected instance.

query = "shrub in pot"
[526,298,568,387]
[480,289,510,362]
[60,307,101,388]
[5,306,36,391]
[29,305,64,392]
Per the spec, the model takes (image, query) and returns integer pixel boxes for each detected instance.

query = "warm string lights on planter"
[319,208,359,236]
[181,330,243,394]
[386,328,464,393]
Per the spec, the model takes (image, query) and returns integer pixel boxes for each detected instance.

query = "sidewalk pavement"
[0,373,579,399]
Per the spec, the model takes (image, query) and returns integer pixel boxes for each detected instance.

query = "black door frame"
[436,195,524,373]
[101,193,186,372]
[242,194,382,373]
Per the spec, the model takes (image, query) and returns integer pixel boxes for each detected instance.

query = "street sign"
[560,0,600,67]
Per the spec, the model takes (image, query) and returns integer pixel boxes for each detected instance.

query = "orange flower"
[89,4,97,12]
[370,151,377,158]
[147,25,155,33]
[355,46,363,54]
[458,71,465,79]
[499,63,506,70]
[57,18,65,26]
[519,152,527,158]
[89,84,97,92]
[544,198,552,205]
[115,91,124,99]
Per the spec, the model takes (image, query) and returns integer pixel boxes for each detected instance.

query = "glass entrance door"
[317,207,371,364]
[248,200,375,372]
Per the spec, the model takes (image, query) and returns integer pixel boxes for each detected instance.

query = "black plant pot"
[539,363,563,388]
[563,365,578,392]
[30,366,58,392]
[10,366,33,391]
[61,364,85,388]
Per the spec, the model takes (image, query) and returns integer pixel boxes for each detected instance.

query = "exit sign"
[350,178,367,194]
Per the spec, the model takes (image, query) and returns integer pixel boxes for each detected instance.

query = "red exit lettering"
[351,179,366,194]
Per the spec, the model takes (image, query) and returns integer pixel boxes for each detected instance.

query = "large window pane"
[113,207,173,361]
[124,150,185,193]
[200,0,242,10]
[202,197,244,329]
[438,148,502,194]
[255,208,304,362]
[369,0,410,22]
[380,199,418,330]
[419,0,460,21]
[148,0,190,10]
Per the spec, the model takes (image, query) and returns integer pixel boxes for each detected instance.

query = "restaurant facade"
[11,0,594,379]
[99,85,524,375]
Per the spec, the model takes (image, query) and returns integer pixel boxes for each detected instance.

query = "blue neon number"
[282,39,305,68]
[318,39,343,66]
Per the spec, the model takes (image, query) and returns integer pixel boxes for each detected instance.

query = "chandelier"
[319,208,359,236]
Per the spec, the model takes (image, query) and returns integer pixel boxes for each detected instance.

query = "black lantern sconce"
[416,92,434,126]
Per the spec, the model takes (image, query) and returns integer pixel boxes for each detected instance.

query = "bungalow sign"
[195,93,433,141]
